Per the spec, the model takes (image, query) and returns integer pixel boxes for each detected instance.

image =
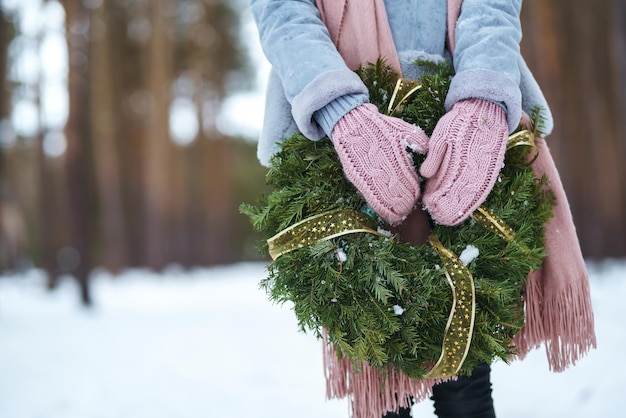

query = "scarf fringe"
[542,277,597,371]
[322,331,449,418]
[514,269,597,371]
[513,270,545,357]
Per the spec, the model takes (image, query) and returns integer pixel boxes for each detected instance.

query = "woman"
[249,1,594,417]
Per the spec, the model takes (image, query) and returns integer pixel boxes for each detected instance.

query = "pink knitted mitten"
[420,99,508,226]
[332,103,429,225]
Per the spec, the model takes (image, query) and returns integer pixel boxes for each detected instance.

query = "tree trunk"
[89,1,127,272]
[63,0,95,305]
[203,139,236,264]
[521,0,626,258]
[143,0,173,269]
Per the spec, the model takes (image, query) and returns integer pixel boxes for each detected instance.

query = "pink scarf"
[315,1,596,417]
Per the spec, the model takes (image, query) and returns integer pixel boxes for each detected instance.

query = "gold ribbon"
[507,128,539,164]
[388,78,422,116]
[507,129,536,150]
[471,206,517,242]
[425,128,536,377]
[472,128,537,246]
[267,209,385,260]
[268,208,477,377]
[425,235,476,378]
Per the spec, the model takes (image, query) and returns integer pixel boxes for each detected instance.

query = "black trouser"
[382,364,496,418]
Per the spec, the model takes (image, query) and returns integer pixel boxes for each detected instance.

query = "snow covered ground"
[0,260,624,418]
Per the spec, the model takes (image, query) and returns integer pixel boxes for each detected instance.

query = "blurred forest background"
[0,0,624,304]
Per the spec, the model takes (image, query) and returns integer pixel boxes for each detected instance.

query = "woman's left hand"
[419,99,509,226]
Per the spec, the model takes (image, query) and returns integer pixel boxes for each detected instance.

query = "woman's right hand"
[331,103,429,225]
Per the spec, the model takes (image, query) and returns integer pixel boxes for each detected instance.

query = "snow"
[459,245,479,266]
[1,260,625,418]
[337,248,348,263]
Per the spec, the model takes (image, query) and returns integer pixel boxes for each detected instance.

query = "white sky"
[216,8,270,140]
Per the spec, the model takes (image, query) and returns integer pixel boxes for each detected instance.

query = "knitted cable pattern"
[332,103,429,225]
[420,99,508,226]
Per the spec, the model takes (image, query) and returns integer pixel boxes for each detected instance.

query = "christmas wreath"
[241,60,554,378]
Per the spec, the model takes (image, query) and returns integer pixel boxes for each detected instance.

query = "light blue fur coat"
[250,0,553,166]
